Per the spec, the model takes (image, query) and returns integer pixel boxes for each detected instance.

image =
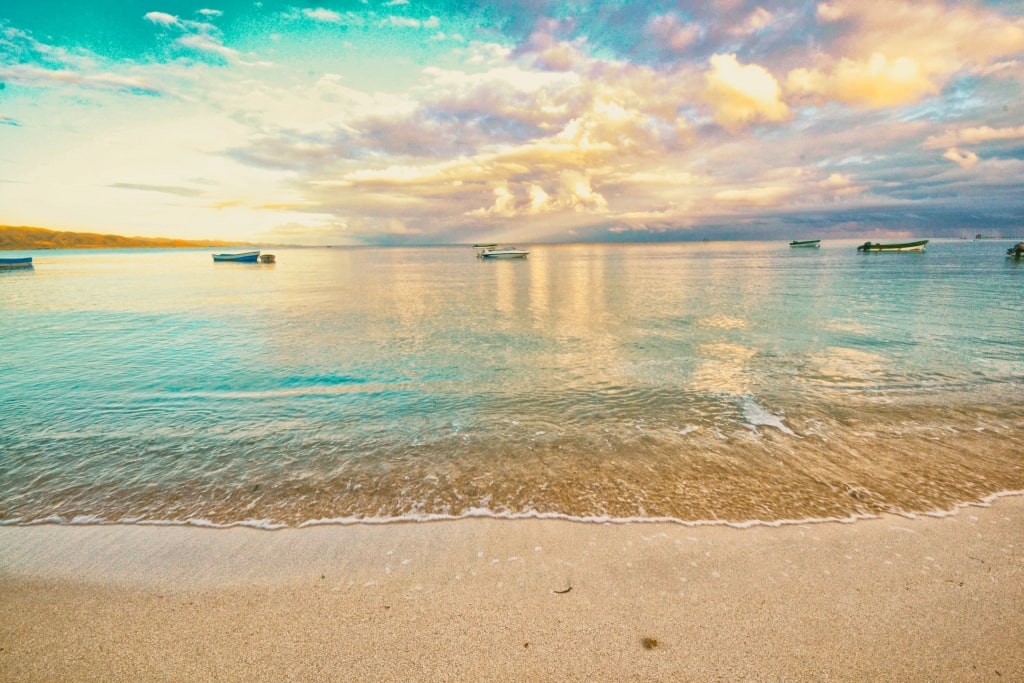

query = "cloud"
[383,16,441,30]
[468,172,608,217]
[924,125,1024,169]
[703,53,790,130]
[177,33,241,62]
[713,185,795,206]
[730,7,774,36]
[819,173,864,197]
[513,19,590,72]
[791,1,1024,108]
[924,125,1024,149]
[144,11,180,27]
[110,182,205,197]
[788,53,936,107]
[941,148,979,169]
[0,64,162,95]
[816,3,847,22]
[143,9,257,65]
[643,14,701,54]
[303,8,343,23]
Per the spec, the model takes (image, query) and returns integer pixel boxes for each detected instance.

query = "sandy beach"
[2,496,1022,682]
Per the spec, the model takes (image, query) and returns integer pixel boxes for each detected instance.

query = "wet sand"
[2,496,1022,682]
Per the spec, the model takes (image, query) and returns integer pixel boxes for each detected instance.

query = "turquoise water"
[2,240,1022,527]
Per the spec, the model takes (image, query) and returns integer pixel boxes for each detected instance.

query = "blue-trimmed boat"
[0,256,33,269]
[212,251,260,262]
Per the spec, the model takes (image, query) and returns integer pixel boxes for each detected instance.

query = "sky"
[1,1,1023,245]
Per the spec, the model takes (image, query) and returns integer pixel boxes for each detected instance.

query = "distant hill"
[0,225,251,250]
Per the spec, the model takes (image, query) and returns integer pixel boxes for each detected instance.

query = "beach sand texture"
[2,495,1022,682]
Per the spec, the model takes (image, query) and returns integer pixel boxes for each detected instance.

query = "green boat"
[857,240,928,252]
[789,239,820,248]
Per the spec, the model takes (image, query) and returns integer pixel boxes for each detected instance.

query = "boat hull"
[212,251,260,262]
[789,240,820,248]
[481,250,529,259]
[857,240,928,252]
[0,257,33,269]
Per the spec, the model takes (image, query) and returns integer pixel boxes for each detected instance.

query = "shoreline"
[2,496,1022,681]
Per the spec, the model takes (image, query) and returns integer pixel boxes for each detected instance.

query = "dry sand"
[2,496,1022,682]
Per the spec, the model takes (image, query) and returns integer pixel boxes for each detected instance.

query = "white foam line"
[4,490,1022,531]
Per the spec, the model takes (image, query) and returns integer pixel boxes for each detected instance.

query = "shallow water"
[2,240,1022,527]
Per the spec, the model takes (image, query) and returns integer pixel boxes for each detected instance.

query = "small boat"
[789,239,820,248]
[1007,243,1024,259]
[857,240,928,252]
[480,246,529,259]
[259,254,276,263]
[0,256,33,269]
[212,251,260,262]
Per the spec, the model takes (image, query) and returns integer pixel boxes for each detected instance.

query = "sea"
[2,240,1022,529]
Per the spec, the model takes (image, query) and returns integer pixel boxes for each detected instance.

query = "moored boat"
[789,239,820,248]
[857,240,928,252]
[480,246,529,259]
[0,256,33,269]
[212,250,260,262]
[1007,242,1024,259]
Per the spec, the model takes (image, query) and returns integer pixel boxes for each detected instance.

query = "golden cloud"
[819,173,864,197]
[793,1,1024,108]
[704,53,790,130]
[788,53,936,107]
[468,172,609,218]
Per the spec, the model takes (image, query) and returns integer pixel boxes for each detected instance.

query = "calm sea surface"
[2,240,1022,528]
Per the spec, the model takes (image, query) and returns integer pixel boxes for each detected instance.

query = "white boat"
[857,240,928,252]
[473,243,498,257]
[480,246,529,259]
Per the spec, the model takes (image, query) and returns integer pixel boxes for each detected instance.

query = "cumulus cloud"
[788,53,936,107]
[515,20,588,71]
[791,0,1024,108]
[644,14,701,54]
[468,172,608,217]
[704,53,790,130]
[731,7,774,36]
